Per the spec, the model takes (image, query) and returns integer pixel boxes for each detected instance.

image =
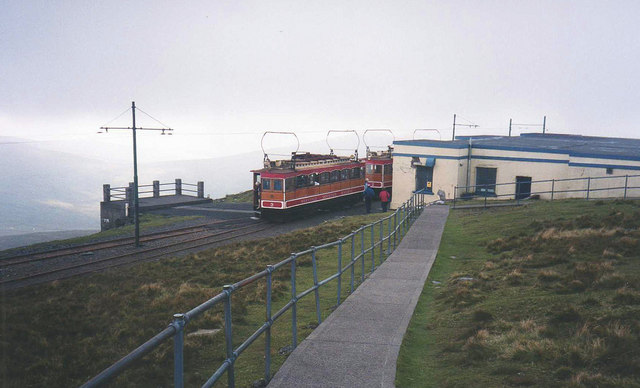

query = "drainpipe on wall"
[466,139,472,192]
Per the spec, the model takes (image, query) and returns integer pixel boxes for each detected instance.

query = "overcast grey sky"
[2,0,639,162]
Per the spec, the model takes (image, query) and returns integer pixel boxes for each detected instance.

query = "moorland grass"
[0,211,393,387]
[396,199,640,387]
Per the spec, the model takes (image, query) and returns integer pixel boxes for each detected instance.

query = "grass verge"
[1,211,396,387]
[396,199,640,387]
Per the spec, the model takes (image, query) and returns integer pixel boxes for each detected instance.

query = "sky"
[2,0,640,163]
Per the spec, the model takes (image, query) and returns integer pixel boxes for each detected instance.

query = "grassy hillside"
[0,212,388,387]
[397,199,640,387]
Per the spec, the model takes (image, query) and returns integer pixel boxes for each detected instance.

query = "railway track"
[0,218,245,267]
[1,219,268,291]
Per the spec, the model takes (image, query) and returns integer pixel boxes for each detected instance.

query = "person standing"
[379,189,390,212]
[363,184,375,213]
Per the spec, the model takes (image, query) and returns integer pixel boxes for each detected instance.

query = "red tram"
[252,152,365,220]
[363,129,394,193]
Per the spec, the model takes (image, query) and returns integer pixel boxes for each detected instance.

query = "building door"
[415,166,433,193]
[515,176,532,199]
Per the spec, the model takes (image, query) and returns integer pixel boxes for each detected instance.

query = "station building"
[390,133,640,208]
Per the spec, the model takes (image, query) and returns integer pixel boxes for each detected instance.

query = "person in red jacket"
[379,189,390,212]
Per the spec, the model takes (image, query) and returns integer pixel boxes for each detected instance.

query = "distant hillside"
[0,136,263,237]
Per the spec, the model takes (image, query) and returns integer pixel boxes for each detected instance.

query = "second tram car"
[364,146,393,192]
[252,152,365,220]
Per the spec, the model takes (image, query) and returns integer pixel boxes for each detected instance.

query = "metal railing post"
[484,188,488,208]
[453,186,457,209]
[516,181,520,205]
[290,257,297,349]
[370,223,375,272]
[350,234,355,294]
[223,285,235,388]
[551,179,555,201]
[387,215,392,254]
[393,210,397,250]
[379,220,384,264]
[624,175,629,199]
[172,313,186,388]
[361,228,365,283]
[311,249,321,325]
[586,177,591,200]
[337,240,342,306]
[265,265,273,382]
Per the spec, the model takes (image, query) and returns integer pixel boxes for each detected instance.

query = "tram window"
[341,169,349,180]
[320,172,330,184]
[374,165,382,173]
[262,179,271,190]
[311,173,320,185]
[366,164,374,174]
[352,167,360,178]
[330,170,339,182]
[273,179,283,191]
[296,175,309,187]
[285,178,295,191]
[384,165,393,174]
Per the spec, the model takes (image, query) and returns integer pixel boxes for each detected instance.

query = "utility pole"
[100,101,174,247]
[452,114,456,141]
[509,118,512,137]
[452,113,479,141]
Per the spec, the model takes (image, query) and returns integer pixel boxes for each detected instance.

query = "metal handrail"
[82,192,429,387]
[453,173,640,208]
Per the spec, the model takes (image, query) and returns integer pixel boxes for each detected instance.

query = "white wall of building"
[391,140,640,207]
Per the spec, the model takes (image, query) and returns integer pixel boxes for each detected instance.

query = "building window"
[476,167,497,194]
[606,168,614,175]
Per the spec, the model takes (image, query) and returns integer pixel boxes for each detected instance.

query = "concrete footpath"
[268,204,450,388]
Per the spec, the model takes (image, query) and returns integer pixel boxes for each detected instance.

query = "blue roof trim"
[393,152,466,160]
[472,155,568,164]
[569,152,640,162]
[393,140,468,149]
[471,144,570,155]
[569,162,640,171]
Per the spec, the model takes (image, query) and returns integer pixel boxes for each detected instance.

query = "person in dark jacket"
[379,189,390,212]
[363,185,375,213]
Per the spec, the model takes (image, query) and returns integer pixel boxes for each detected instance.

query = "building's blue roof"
[394,133,640,161]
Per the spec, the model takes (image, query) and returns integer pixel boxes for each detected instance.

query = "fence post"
[624,175,629,199]
[484,188,488,208]
[350,234,355,294]
[361,228,365,283]
[103,184,111,202]
[310,249,321,325]
[153,180,160,198]
[290,256,297,349]
[586,177,591,200]
[172,313,186,388]
[265,265,274,383]
[516,181,520,205]
[197,181,205,198]
[370,224,375,272]
[337,240,342,306]
[387,215,392,254]
[453,186,457,209]
[393,210,397,250]
[175,178,182,195]
[379,219,384,263]
[223,285,235,388]
[551,179,555,201]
